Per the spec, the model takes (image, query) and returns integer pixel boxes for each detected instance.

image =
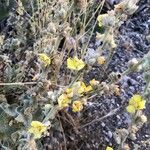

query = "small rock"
[107,131,113,138]
[145,135,149,138]
[95,41,101,47]
[116,115,120,119]
[101,122,106,127]
[129,86,135,93]
[105,137,110,142]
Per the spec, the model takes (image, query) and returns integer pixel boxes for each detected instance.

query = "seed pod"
[59,8,67,19]
[128,58,138,67]
[123,144,130,150]
[75,0,87,10]
[108,72,122,82]
[131,125,139,133]
[129,133,136,140]
[140,115,147,123]
[65,37,76,50]
[47,23,56,34]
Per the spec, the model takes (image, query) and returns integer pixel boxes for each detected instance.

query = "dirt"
[42,0,150,149]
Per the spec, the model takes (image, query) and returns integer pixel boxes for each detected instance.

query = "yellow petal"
[138,100,146,110]
[133,94,142,101]
[67,58,76,70]
[28,127,35,133]
[29,127,42,139]
[67,57,85,71]
[31,121,44,127]
[72,101,83,112]
[34,133,42,139]
[81,82,87,89]
[78,86,85,94]
[126,105,135,113]
[78,82,86,94]
[28,121,47,139]
[106,146,113,150]
[78,82,92,94]
[58,94,71,108]
[129,94,146,110]
[66,88,73,98]
[39,53,51,66]
[39,126,47,133]
[90,79,99,86]
[85,85,93,92]
[129,94,141,104]
[76,59,85,70]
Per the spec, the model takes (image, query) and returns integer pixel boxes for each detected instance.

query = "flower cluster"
[58,94,71,108]
[38,53,51,67]
[67,56,85,71]
[126,94,146,113]
[125,94,147,142]
[72,100,83,112]
[96,12,117,49]
[28,121,48,139]
[57,80,98,112]
[97,10,116,28]
[77,81,93,94]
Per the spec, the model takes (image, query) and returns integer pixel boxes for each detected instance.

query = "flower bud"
[128,58,139,70]
[129,133,136,140]
[140,115,147,123]
[47,23,56,34]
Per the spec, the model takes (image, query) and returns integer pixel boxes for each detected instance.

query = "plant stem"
[0,82,37,86]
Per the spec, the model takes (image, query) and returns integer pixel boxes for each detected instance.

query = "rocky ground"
[42,0,150,149]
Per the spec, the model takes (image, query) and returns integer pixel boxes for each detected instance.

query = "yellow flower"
[78,82,93,94]
[106,146,113,150]
[90,79,99,86]
[129,95,146,109]
[39,53,51,67]
[75,81,84,94]
[85,85,93,92]
[126,94,146,113]
[72,100,83,112]
[28,121,47,139]
[97,56,106,65]
[67,56,85,71]
[66,88,73,98]
[58,94,71,108]
[126,105,136,113]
